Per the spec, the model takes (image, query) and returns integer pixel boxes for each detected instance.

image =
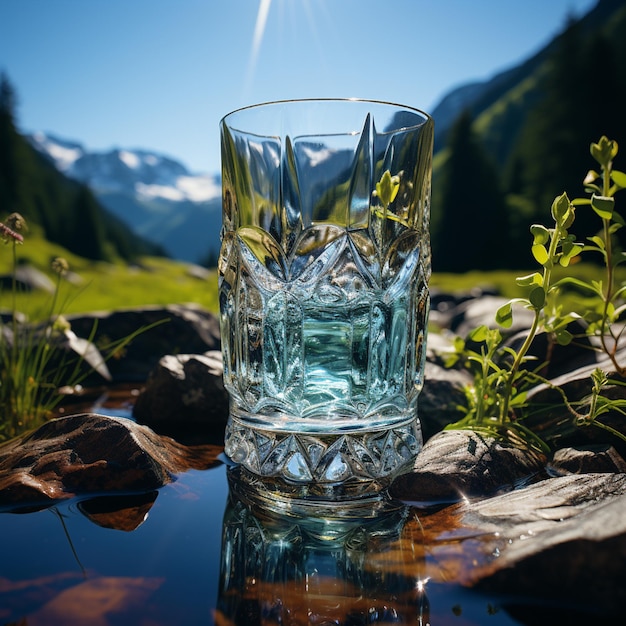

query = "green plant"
[444,193,581,453]
[0,213,164,441]
[561,136,626,372]
[445,136,626,451]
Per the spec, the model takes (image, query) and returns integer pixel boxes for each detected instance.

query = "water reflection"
[217,466,430,625]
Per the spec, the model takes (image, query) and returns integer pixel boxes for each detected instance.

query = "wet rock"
[77,492,159,532]
[390,429,547,503]
[133,350,229,440]
[0,413,223,509]
[465,473,626,617]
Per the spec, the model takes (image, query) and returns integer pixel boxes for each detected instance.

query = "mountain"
[1,79,165,265]
[430,0,625,156]
[428,0,626,272]
[28,133,222,264]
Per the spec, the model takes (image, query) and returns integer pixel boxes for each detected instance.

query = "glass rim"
[220,97,432,131]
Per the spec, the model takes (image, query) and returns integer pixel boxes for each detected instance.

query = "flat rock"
[0,413,222,510]
[549,444,626,474]
[390,429,547,503]
[465,472,626,617]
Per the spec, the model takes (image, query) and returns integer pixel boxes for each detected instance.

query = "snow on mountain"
[28,132,223,263]
[29,132,220,204]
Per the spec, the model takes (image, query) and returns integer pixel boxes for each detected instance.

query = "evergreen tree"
[432,110,511,272]
[67,186,107,260]
[506,18,626,240]
[0,73,20,214]
[514,18,585,211]
[0,72,163,263]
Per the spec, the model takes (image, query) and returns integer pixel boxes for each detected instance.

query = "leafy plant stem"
[10,240,18,369]
[500,313,539,424]
[598,161,624,374]
[500,215,563,423]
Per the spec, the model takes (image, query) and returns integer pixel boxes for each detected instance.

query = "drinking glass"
[219,99,433,498]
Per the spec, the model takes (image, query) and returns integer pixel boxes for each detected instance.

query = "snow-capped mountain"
[28,132,222,263]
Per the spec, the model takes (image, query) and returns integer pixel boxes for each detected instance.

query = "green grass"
[0,229,219,320]
[431,261,626,328]
[2,227,623,324]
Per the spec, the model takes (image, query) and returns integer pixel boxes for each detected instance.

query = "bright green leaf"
[532,244,549,265]
[555,328,573,346]
[515,272,543,287]
[496,302,513,328]
[509,391,528,407]
[560,241,582,266]
[529,285,546,309]
[551,192,570,223]
[590,136,618,166]
[530,224,550,245]
[607,301,616,322]
[591,194,615,220]
[468,325,489,342]
[612,169,626,189]
[587,235,606,252]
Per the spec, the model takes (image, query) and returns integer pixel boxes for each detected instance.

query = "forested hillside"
[431,0,626,271]
[0,75,165,263]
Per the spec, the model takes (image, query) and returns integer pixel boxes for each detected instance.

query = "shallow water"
[0,393,607,625]
[0,464,523,626]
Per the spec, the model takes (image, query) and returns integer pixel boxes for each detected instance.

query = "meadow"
[0,227,219,320]
[2,225,618,324]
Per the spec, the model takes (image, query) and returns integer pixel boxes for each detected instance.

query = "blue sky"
[1,0,596,175]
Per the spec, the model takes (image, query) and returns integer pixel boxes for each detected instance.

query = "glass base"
[224,411,422,499]
[227,464,407,523]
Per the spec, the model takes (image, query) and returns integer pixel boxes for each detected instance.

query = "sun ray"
[242,0,273,100]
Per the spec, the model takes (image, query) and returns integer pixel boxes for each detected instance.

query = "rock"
[464,473,626,617]
[77,492,159,531]
[133,350,229,440]
[390,429,547,503]
[449,295,535,339]
[428,286,498,330]
[0,265,55,293]
[549,444,626,474]
[66,304,221,382]
[524,347,626,458]
[418,361,472,441]
[0,413,223,510]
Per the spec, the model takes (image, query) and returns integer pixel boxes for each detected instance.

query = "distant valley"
[28,133,222,264]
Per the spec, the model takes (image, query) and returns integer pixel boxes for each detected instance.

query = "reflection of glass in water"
[216,467,430,625]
